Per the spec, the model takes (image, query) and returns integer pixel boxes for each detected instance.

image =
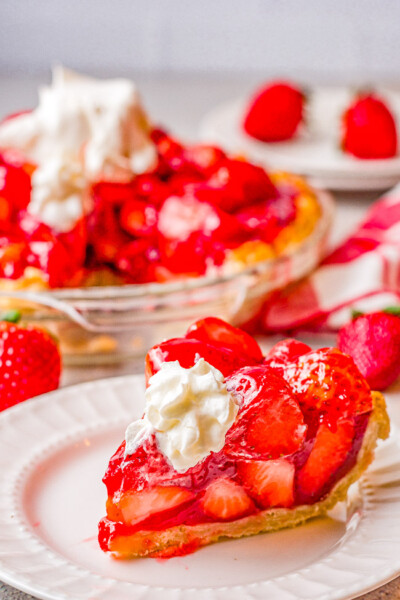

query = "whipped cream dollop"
[0,67,157,232]
[125,359,239,473]
[29,155,87,231]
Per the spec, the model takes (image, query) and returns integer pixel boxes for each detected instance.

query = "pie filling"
[98,318,389,558]
[0,70,321,289]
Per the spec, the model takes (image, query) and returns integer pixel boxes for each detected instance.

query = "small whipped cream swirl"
[125,359,238,473]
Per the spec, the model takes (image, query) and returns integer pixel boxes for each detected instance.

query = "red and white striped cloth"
[262,183,400,332]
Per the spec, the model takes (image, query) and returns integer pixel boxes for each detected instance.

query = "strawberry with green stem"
[0,310,61,410]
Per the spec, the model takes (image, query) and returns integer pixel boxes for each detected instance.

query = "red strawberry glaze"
[0,122,308,287]
[225,366,307,460]
[145,336,260,384]
[281,348,373,429]
[102,436,240,539]
[100,321,376,556]
[264,338,311,367]
[100,413,371,541]
[186,317,264,362]
[104,438,236,497]
[294,413,370,505]
[236,194,296,244]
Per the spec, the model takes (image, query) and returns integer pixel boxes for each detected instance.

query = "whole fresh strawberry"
[342,94,398,159]
[0,311,61,410]
[338,310,400,390]
[243,81,304,142]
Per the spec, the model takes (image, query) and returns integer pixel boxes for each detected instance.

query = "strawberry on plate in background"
[0,310,61,410]
[341,93,398,159]
[202,82,400,191]
[243,81,305,142]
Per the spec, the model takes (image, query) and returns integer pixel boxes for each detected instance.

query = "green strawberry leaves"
[0,310,21,324]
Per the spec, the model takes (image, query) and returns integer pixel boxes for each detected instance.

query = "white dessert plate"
[200,87,400,191]
[1,376,400,600]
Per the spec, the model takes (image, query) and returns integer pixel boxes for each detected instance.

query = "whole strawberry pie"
[0,68,322,290]
[99,317,389,558]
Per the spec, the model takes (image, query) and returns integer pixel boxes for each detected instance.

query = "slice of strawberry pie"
[99,318,390,558]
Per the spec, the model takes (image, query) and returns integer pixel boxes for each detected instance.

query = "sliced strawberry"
[27,238,81,287]
[115,239,161,283]
[296,419,355,502]
[0,157,31,213]
[194,159,277,213]
[158,232,209,276]
[201,478,254,520]
[104,435,182,497]
[0,195,12,227]
[186,317,264,362]
[157,193,242,243]
[184,144,226,176]
[0,239,29,279]
[91,181,136,206]
[119,199,158,237]
[145,337,254,384]
[57,216,88,267]
[265,339,311,369]
[158,230,228,278]
[237,458,295,509]
[106,495,123,522]
[167,173,205,195]
[226,366,306,459]
[18,211,53,239]
[134,174,170,207]
[151,129,188,175]
[236,194,296,243]
[87,196,130,263]
[116,486,194,525]
[283,348,373,427]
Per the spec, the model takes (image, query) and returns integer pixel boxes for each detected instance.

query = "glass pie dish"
[0,188,333,366]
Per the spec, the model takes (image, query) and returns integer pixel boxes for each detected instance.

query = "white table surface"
[0,73,399,600]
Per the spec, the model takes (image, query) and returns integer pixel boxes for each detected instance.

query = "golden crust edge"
[108,391,390,558]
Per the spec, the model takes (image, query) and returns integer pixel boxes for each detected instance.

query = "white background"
[1,0,400,83]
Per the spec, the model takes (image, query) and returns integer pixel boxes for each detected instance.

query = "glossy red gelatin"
[0,126,304,287]
[99,319,374,558]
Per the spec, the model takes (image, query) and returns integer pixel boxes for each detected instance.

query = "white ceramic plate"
[200,87,400,191]
[1,376,400,600]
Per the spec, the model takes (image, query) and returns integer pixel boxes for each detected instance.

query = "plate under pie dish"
[0,69,333,364]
